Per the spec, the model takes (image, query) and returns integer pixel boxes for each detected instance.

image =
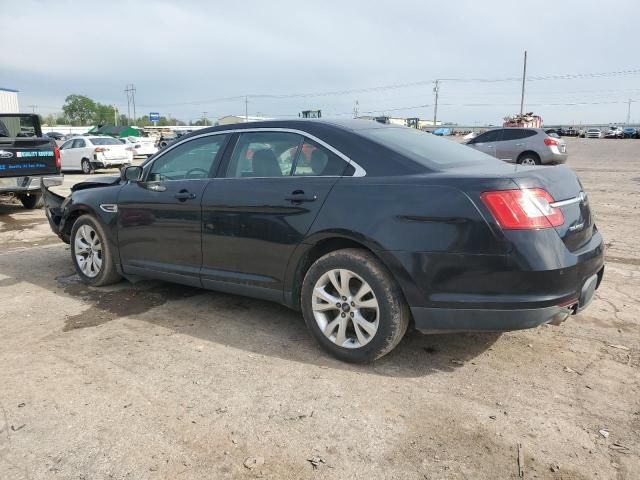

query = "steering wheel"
[184,168,209,179]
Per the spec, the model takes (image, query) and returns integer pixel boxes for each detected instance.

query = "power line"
[134,68,640,108]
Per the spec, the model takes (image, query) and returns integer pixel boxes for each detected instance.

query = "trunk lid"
[511,165,592,251]
[0,114,59,178]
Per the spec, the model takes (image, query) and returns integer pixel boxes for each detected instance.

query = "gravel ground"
[0,138,638,479]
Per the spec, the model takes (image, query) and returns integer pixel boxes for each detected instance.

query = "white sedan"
[120,136,158,157]
[59,136,134,173]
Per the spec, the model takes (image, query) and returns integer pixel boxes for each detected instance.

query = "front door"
[117,134,229,286]
[200,131,348,299]
[59,138,85,171]
[468,129,502,158]
[496,128,535,163]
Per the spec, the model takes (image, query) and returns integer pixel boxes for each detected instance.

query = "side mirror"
[122,165,143,182]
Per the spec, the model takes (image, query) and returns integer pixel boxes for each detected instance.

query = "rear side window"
[226,132,302,178]
[72,139,86,148]
[0,115,38,138]
[501,129,536,141]
[292,140,347,176]
[359,126,499,169]
[90,137,122,146]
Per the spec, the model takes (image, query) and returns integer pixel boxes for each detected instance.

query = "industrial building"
[0,87,20,113]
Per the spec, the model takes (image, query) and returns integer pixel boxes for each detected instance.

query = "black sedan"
[42,119,604,362]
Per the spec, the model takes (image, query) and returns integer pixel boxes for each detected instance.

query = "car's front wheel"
[70,215,122,286]
[301,248,410,363]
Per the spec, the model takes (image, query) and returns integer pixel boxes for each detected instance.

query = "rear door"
[0,114,57,177]
[200,130,349,298]
[117,134,230,285]
[467,129,502,158]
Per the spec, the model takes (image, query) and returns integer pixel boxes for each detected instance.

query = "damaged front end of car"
[41,175,122,243]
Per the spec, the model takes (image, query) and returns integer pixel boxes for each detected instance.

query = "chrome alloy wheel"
[520,157,537,166]
[311,268,380,348]
[74,225,103,278]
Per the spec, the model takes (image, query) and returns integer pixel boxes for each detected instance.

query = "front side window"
[226,132,302,178]
[471,130,501,143]
[60,139,73,149]
[148,134,228,181]
[292,140,347,176]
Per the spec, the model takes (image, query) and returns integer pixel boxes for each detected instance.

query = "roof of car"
[195,118,397,135]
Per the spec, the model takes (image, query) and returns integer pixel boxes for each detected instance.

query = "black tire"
[517,153,541,166]
[81,158,93,174]
[301,248,410,363]
[70,215,122,286]
[18,193,44,209]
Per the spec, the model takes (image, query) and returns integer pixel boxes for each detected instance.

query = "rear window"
[358,126,498,169]
[0,115,39,138]
[90,137,123,145]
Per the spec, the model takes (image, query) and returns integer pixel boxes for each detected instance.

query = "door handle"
[285,192,317,203]
[175,190,196,200]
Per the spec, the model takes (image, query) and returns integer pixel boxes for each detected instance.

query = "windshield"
[357,126,498,169]
[0,115,39,138]
[90,137,123,145]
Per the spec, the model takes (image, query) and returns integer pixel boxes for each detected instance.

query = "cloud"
[2,0,639,124]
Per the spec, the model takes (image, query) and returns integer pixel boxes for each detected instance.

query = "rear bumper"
[92,160,130,169]
[541,151,568,164]
[0,174,63,193]
[411,266,603,332]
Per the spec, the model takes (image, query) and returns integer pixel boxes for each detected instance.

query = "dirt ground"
[0,138,638,480]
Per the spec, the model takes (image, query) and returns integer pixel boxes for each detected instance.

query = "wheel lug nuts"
[336,302,341,307]
[341,313,346,318]
[342,296,347,301]
[351,302,355,307]
[350,312,354,317]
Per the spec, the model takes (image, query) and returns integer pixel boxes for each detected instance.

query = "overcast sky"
[3,0,639,125]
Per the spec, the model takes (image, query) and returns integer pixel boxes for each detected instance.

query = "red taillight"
[480,188,564,229]
[544,138,559,146]
[53,145,61,169]
[94,147,110,153]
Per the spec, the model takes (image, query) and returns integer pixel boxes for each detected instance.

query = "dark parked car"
[622,127,638,138]
[42,120,604,362]
[44,131,66,141]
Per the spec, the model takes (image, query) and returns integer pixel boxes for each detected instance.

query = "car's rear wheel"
[18,193,44,209]
[81,158,93,174]
[301,248,410,363]
[70,216,121,286]
[517,153,540,166]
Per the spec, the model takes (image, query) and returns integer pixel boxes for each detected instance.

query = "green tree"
[93,103,116,125]
[62,95,96,125]
[118,114,130,126]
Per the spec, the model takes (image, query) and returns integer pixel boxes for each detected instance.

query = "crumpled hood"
[70,175,121,192]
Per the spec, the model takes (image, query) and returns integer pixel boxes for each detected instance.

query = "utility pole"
[114,106,118,126]
[28,104,37,113]
[433,80,440,127]
[202,112,208,126]
[353,100,359,118]
[124,84,136,124]
[520,50,527,115]
[245,96,249,122]
[627,98,633,125]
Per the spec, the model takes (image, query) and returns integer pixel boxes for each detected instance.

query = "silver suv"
[466,128,568,165]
